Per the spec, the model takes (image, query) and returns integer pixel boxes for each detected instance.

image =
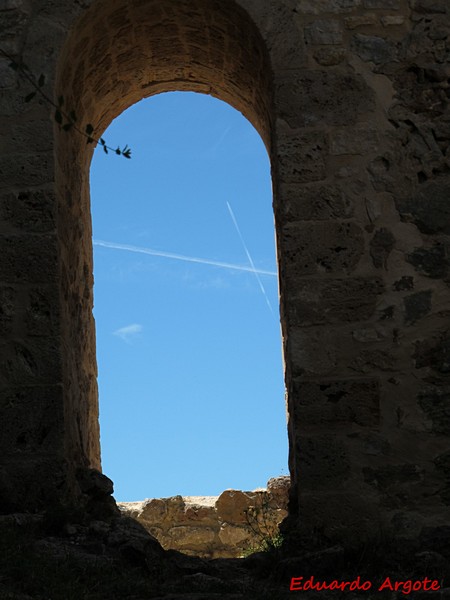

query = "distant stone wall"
[119,477,289,559]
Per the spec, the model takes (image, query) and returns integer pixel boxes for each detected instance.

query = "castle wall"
[1,0,449,556]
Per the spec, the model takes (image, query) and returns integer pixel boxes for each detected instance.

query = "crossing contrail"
[226,202,274,314]
[92,239,277,277]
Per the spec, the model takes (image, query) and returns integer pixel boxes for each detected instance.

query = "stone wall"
[1,0,450,562]
[119,477,289,559]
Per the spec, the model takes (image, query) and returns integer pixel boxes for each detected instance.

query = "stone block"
[313,47,347,65]
[363,0,400,7]
[369,227,395,268]
[393,276,414,291]
[409,0,448,13]
[0,339,62,386]
[418,385,450,435]
[329,126,379,155]
[276,71,375,127]
[0,285,15,335]
[404,290,432,325]
[344,15,378,29]
[363,464,422,491]
[293,378,380,427]
[294,0,362,14]
[25,286,60,337]
[218,523,251,545]
[285,277,384,325]
[304,19,343,45]
[289,327,337,377]
[396,179,450,235]
[277,130,328,183]
[0,152,53,189]
[381,15,405,25]
[140,498,168,526]
[281,221,364,276]
[0,58,16,89]
[350,348,397,373]
[169,525,216,547]
[351,33,396,64]
[0,385,64,455]
[279,183,354,221]
[367,156,397,192]
[216,490,257,524]
[414,336,450,374]
[297,435,351,489]
[0,234,58,283]
[0,189,56,233]
[298,491,380,544]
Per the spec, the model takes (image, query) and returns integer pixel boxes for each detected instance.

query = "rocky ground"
[1,509,450,600]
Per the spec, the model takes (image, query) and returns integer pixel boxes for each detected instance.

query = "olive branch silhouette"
[0,48,131,159]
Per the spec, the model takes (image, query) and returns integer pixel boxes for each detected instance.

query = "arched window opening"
[90,92,287,503]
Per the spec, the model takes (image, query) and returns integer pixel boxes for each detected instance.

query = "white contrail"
[226,202,274,314]
[93,239,277,277]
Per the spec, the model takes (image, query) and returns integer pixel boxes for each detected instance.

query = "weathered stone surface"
[297,436,351,488]
[363,465,422,491]
[282,221,364,275]
[304,19,343,45]
[396,180,450,235]
[345,14,378,29]
[280,183,354,221]
[370,227,395,268]
[404,290,432,324]
[276,71,375,127]
[277,131,328,183]
[364,0,400,8]
[294,0,362,13]
[381,15,405,25]
[293,378,380,427]
[367,156,397,192]
[216,490,255,524]
[77,468,114,498]
[0,189,56,233]
[285,277,384,325]
[0,285,15,335]
[418,386,450,436]
[393,276,414,291]
[313,47,347,65]
[330,126,379,155]
[0,235,58,283]
[351,33,396,64]
[119,479,288,559]
[414,335,450,374]
[407,244,449,279]
[410,0,449,13]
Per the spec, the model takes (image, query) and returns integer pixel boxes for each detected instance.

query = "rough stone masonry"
[0,0,450,562]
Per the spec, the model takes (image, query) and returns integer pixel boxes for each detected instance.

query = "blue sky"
[90,92,288,502]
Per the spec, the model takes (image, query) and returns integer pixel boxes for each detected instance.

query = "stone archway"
[54,0,275,498]
[2,0,450,560]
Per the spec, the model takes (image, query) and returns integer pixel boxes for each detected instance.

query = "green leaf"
[85,123,94,135]
[63,123,73,132]
[24,91,36,102]
[123,149,131,159]
[100,138,105,146]
[86,137,94,144]
[103,145,108,154]
[115,147,121,155]
[38,74,45,87]
[54,109,63,124]
[58,95,64,107]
